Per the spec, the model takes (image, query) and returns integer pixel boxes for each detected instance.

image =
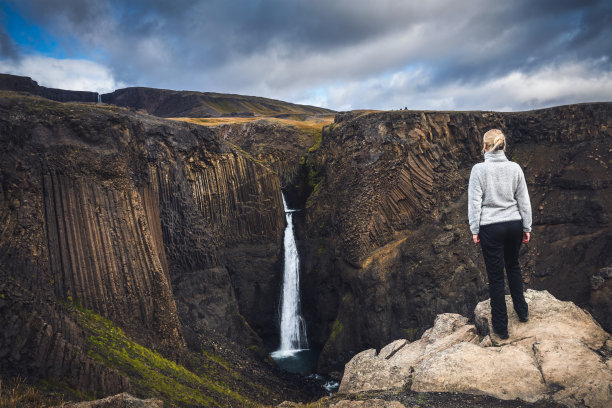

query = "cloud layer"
[1,0,611,111]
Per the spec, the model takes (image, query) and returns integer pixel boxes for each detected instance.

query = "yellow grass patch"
[169,115,335,133]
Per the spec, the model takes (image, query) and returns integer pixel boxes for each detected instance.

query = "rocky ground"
[338,290,611,407]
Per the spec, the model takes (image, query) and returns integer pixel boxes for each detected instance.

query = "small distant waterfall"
[278,193,308,351]
[97,93,102,104]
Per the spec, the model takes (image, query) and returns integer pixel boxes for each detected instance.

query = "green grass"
[0,376,65,408]
[74,307,258,407]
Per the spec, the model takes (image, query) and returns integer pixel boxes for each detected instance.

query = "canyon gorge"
[0,73,610,407]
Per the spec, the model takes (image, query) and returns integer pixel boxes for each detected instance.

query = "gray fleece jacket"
[468,150,532,234]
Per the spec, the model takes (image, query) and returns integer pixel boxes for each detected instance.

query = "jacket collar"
[484,150,508,163]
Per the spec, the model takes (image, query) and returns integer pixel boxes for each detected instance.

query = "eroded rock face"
[0,91,284,395]
[303,105,612,372]
[339,290,612,407]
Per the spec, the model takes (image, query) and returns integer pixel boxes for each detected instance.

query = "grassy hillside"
[103,87,335,118]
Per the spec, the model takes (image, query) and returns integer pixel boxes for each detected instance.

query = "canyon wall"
[300,105,612,373]
[0,91,286,397]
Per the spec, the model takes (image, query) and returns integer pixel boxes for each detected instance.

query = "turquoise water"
[270,348,319,374]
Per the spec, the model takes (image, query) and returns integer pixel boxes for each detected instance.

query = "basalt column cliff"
[299,105,612,373]
[0,90,304,405]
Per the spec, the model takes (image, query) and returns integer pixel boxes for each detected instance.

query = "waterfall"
[97,93,102,104]
[277,193,308,352]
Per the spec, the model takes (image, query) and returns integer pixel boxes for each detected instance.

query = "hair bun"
[493,134,505,144]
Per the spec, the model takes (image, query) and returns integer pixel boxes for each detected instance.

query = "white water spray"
[277,193,308,352]
[97,93,102,104]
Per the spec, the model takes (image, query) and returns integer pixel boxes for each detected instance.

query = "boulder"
[412,342,547,402]
[330,400,405,408]
[339,290,612,407]
[338,313,478,394]
[61,392,163,407]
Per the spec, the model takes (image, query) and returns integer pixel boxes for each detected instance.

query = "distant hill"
[102,87,334,118]
[0,73,98,103]
[0,73,334,118]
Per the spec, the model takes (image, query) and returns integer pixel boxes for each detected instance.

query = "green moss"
[307,130,323,154]
[0,293,4,299]
[308,168,321,189]
[74,307,257,407]
[328,319,344,344]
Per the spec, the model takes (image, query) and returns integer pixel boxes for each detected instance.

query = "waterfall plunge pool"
[270,348,319,374]
[269,349,339,394]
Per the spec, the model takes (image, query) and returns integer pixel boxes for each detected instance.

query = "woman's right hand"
[522,232,530,243]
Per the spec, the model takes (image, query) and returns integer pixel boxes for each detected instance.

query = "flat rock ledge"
[338,290,612,408]
[59,392,163,407]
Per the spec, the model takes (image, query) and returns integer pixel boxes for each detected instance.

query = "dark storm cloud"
[4,0,612,109]
[0,26,19,59]
[0,9,19,60]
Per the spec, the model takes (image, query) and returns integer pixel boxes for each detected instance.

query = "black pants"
[480,220,528,334]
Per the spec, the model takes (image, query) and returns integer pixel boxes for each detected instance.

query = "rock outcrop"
[61,392,163,408]
[339,290,612,407]
[300,105,612,372]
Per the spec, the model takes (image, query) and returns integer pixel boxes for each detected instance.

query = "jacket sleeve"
[468,166,483,235]
[515,167,532,232]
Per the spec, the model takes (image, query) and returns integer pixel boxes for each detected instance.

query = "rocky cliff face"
[0,91,292,402]
[300,104,611,372]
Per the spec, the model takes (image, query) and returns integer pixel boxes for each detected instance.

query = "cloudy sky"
[0,0,610,111]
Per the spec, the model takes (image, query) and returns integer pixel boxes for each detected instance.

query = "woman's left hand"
[473,234,480,244]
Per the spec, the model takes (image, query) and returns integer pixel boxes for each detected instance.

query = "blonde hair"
[482,129,506,154]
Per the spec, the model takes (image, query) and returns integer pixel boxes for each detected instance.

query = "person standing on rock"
[468,129,532,340]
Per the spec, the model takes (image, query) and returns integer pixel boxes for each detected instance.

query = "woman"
[468,129,532,339]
